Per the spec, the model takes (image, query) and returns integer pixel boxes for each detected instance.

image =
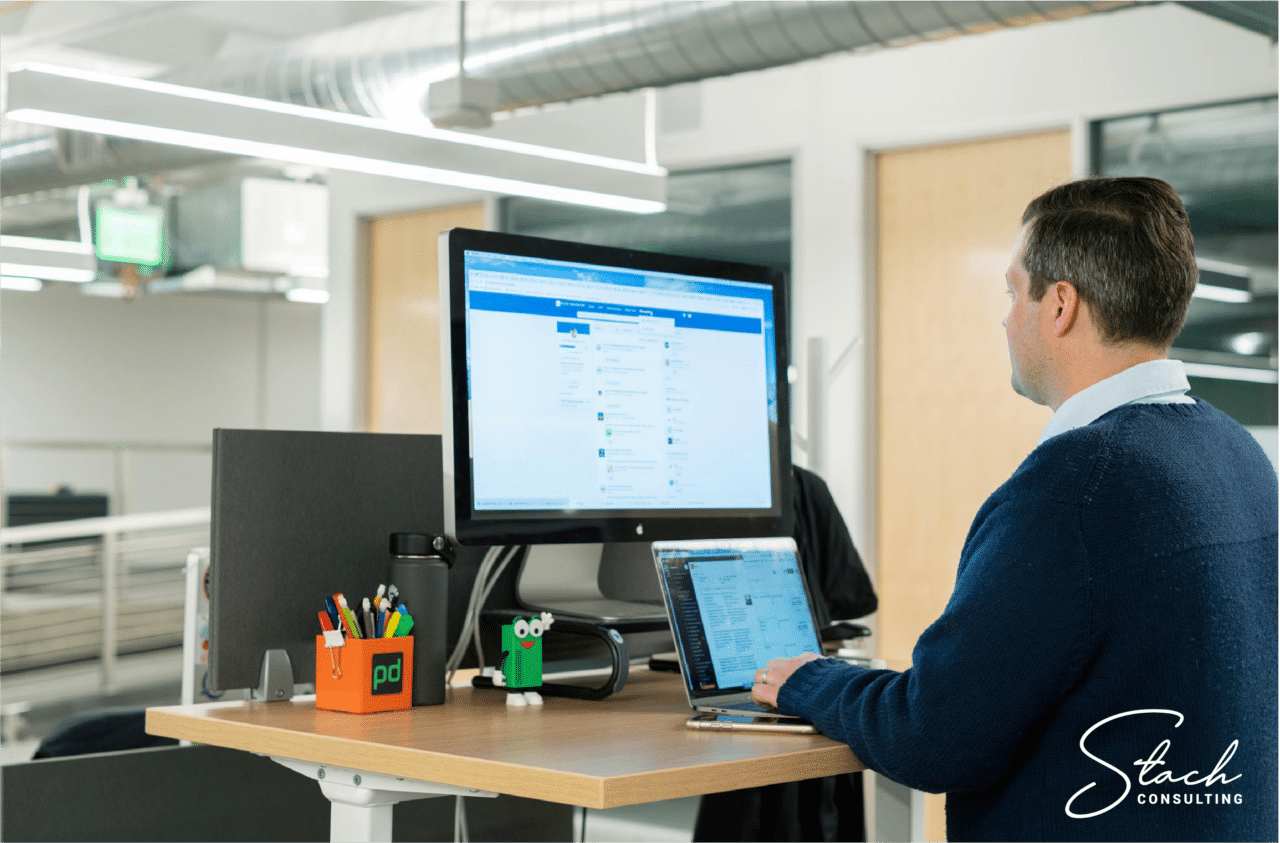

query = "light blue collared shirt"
[1037,359,1196,446]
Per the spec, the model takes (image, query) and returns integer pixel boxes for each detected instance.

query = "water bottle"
[388,532,452,706]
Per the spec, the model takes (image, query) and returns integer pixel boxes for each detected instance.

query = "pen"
[383,611,401,638]
[373,583,386,611]
[324,596,342,633]
[377,606,389,637]
[335,593,361,639]
[362,597,375,640]
[318,610,335,632]
[387,584,400,611]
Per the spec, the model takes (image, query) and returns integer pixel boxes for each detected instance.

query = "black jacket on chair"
[693,465,877,842]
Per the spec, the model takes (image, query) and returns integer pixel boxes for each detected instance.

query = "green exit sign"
[95,204,165,267]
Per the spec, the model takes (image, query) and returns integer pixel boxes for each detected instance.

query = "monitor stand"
[516,543,667,623]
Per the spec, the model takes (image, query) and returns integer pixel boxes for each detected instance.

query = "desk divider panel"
[209,429,490,692]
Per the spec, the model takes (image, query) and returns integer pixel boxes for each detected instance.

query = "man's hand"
[751,652,823,709]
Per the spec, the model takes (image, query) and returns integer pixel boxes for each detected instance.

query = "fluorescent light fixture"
[1193,283,1253,304]
[6,63,666,214]
[1182,362,1278,384]
[1195,257,1251,278]
[285,287,331,304]
[1,275,44,292]
[1194,257,1253,303]
[0,234,97,282]
[80,281,129,298]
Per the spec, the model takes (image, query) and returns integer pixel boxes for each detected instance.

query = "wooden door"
[365,203,485,433]
[875,130,1071,840]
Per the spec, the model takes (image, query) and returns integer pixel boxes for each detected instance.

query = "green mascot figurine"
[496,611,554,707]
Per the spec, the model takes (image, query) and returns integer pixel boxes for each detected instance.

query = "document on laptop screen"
[662,544,822,692]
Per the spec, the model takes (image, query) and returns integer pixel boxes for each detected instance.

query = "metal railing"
[0,439,212,523]
[0,508,210,701]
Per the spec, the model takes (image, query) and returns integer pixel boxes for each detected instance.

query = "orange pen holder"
[315,633,414,714]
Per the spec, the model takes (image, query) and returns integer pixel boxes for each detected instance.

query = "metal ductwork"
[2,0,1135,197]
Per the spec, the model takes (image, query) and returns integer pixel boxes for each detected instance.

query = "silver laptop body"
[651,536,824,719]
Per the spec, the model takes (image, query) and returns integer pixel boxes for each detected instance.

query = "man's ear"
[1050,280,1081,338]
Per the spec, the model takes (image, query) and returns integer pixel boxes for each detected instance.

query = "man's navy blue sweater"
[778,400,1277,842]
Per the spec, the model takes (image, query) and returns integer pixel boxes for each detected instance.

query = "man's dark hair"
[1021,177,1197,347]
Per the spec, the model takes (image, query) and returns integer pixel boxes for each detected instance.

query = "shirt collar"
[1038,359,1192,446]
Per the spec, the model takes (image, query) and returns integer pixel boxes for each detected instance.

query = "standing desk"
[147,667,874,842]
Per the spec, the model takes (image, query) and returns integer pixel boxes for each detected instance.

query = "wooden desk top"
[146,668,862,809]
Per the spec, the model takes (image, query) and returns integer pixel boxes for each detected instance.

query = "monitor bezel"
[440,227,792,546]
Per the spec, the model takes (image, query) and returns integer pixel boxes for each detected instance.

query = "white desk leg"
[873,773,925,842]
[270,756,498,843]
[323,788,394,843]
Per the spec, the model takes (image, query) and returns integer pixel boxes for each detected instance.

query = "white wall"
[1,281,322,512]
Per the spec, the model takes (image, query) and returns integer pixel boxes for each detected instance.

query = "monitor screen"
[440,228,792,546]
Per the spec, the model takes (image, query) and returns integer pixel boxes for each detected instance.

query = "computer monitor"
[439,228,792,621]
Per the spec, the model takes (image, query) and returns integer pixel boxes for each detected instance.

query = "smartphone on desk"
[686,713,818,734]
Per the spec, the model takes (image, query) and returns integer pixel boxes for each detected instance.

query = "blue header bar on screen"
[471,290,763,335]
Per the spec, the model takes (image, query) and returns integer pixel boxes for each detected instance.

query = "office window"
[501,159,793,341]
[1093,98,1278,426]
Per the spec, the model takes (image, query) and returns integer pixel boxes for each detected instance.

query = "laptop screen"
[653,538,823,700]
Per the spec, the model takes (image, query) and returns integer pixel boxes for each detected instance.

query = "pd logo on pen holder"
[371,652,404,696]
[315,635,413,713]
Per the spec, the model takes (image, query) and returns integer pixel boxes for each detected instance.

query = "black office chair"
[32,708,178,759]
[692,465,877,842]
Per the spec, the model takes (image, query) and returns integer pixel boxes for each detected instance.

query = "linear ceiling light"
[0,234,97,282]
[1,276,44,292]
[1181,362,1278,384]
[1194,257,1253,303]
[5,63,666,214]
[1193,284,1253,304]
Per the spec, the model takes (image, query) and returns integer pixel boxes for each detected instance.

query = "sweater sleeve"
[776,493,1093,794]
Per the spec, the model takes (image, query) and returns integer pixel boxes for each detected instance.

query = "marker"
[318,610,335,632]
[323,596,342,633]
[394,614,414,637]
[396,603,409,616]
[362,597,375,640]
[335,593,361,639]
[383,611,401,638]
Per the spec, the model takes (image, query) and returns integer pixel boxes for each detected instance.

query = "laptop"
[651,536,823,720]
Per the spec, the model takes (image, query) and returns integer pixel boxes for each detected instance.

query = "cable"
[446,545,502,683]
[471,545,520,669]
[446,544,521,683]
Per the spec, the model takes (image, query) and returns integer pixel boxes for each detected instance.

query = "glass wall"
[502,159,792,275]
[1093,97,1278,426]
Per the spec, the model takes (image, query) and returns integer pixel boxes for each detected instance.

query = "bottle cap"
[389,532,454,566]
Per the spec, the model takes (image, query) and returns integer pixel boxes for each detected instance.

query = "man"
[753,177,1277,842]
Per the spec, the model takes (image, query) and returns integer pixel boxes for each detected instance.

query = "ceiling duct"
[2,0,1135,197]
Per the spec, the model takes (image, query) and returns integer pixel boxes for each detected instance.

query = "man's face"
[1003,223,1049,405]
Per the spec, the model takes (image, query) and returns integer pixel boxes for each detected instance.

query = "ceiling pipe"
[1,0,1134,197]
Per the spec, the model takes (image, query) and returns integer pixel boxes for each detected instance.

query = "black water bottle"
[388,532,452,706]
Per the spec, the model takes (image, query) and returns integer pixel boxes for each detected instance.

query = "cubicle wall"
[2,744,572,842]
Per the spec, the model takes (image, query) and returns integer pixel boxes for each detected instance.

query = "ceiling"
[12,4,431,124]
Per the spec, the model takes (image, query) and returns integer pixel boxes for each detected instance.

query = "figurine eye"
[529,618,544,637]
[513,619,530,638]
